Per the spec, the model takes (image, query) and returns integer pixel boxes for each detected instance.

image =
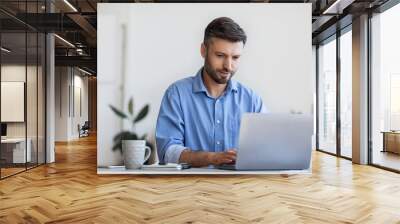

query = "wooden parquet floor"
[1,167,26,178]
[1,134,400,224]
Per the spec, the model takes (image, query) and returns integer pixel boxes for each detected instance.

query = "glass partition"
[0,1,46,179]
[317,36,337,155]
[27,30,38,169]
[1,31,28,177]
[38,32,45,165]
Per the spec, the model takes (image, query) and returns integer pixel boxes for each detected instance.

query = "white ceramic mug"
[122,140,151,169]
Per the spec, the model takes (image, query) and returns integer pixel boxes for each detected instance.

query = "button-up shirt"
[156,68,267,163]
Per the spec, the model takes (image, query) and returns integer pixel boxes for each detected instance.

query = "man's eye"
[217,54,224,58]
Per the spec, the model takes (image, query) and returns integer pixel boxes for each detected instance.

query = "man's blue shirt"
[156,68,267,163]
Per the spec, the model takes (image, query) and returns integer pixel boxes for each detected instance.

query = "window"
[318,37,337,155]
[339,29,352,158]
[371,2,400,171]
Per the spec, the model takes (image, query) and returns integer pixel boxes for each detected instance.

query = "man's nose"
[223,58,233,71]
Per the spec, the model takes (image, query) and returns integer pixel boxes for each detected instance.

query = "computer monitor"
[1,123,7,137]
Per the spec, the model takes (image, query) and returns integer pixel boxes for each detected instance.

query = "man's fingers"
[222,154,236,161]
[213,151,238,165]
[222,158,233,164]
[227,155,237,160]
[224,152,237,158]
[226,150,237,155]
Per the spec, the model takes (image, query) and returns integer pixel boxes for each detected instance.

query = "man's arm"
[156,85,186,164]
[179,149,237,167]
[253,92,268,113]
[156,85,237,166]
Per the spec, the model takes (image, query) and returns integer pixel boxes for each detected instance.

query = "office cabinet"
[382,131,400,154]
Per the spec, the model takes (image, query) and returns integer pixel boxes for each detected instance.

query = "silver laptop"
[218,113,313,171]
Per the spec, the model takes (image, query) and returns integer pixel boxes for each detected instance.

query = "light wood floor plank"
[1,134,400,223]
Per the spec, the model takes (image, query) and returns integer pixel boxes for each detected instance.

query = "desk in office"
[1,138,32,163]
[97,166,311,175]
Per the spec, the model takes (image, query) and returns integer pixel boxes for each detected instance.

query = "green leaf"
[128,97,134,116]
[113,131,138,142]
[122,132,138,140]
[113,131,131,142]
[112,142,122,152]
[109,105,127,119]
[134,104,149,123]
[112,131,139,152]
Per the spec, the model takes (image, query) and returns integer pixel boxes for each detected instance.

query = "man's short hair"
[203,17,247,46]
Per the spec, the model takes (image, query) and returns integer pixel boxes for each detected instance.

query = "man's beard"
[204,55,236,84]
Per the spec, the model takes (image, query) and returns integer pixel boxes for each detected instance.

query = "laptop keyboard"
[217,164,236,170]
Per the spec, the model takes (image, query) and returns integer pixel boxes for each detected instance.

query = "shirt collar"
[192,67,238,94]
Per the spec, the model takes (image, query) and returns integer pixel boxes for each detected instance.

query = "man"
[156,17,266,167]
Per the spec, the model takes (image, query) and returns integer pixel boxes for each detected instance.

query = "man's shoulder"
[165,76,195,94]
[171,76,194,88]
[234,80,266,112]
[234,81,260,98]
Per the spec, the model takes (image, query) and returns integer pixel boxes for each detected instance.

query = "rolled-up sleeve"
[156,85,186,163]
[165,144,187,164]
[253,93,268,113]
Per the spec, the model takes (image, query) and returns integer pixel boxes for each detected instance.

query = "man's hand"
[179,149,237,167]
[209,149,237,166]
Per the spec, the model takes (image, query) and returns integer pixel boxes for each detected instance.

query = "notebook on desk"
[217,113,313,171]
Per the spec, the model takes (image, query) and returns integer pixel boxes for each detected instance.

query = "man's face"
[201,37,244,84]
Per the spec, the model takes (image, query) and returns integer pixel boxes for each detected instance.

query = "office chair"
[79,121,90,138]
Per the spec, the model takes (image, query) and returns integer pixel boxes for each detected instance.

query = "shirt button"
[216,120,221,124]
[216,141,221,145]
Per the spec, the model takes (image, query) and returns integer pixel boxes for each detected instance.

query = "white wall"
[72,73,89,138]
[55,67,69,141]
[98,3,313,166]
[55,67,89,141]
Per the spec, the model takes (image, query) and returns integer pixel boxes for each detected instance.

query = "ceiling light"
[1,47,11,53]
[323,0,355,15]
[78,67,93,76]
[63,0,78,12]
[54,34,75,48]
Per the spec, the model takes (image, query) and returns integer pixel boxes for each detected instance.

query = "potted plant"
[109,97,154,165]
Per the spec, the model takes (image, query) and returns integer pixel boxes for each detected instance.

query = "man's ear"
[200,43,206,59]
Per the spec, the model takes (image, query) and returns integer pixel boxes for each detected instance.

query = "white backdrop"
[98,3,312,166]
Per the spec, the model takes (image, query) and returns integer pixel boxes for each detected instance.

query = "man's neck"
[202,69,227,98]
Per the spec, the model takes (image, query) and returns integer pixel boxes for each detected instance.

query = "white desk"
[1,138,31,163]
[97,166,311,175]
